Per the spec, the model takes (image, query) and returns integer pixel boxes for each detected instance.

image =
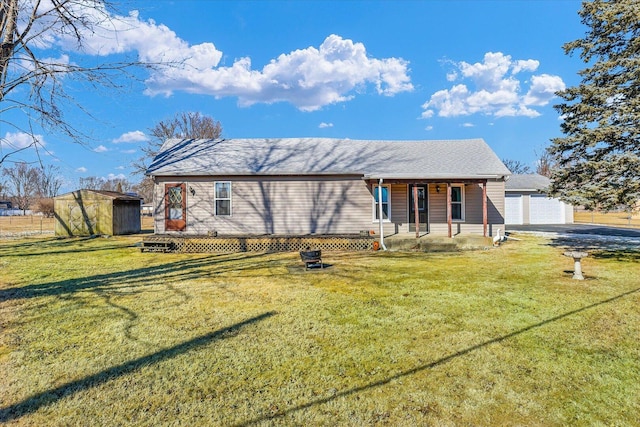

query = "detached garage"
[54,189,142,236]
[505,174,573,225]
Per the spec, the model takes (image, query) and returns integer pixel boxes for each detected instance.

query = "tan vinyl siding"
[420,180,505,237]
[155,176,371,235]
[154,177,506,237]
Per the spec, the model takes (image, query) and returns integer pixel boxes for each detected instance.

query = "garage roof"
[505,174,551,192]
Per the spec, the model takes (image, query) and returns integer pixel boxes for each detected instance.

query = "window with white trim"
[373,185,391,221]
[214,182,231,216]
[451,185,464,221]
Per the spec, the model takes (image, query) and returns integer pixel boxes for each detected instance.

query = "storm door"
[408,184,428,232]
[165,183,186,231]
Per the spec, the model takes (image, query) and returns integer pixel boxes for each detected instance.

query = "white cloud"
[115,165,125,170]
[422,52,564,119]
[462,122,475,127]
[319,122,334,128]
[144,34,414,111]
[94,145,108,152]
[107,173,126,180]
[120,149,137,154]
[1,131,45,149]
[76,166,88,173]
[26,2,413,111]
[523,74,566,106]
[425,125,434,131]
[113,130,149,143]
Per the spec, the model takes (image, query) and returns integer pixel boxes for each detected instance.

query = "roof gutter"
[364,174,509,180]
[378,178,387,251]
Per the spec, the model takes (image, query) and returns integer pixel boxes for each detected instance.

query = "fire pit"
[300,248,323,270]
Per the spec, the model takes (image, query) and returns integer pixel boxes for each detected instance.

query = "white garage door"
[505,194,523,225]
[530,195,565,224]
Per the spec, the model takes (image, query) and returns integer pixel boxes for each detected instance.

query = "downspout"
[378,178,387,250]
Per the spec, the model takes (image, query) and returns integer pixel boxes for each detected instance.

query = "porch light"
[436,185,440,193]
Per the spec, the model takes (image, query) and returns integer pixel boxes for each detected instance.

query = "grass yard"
[1,234,639,426]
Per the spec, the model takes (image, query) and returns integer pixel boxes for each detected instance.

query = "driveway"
[505,224,640,251]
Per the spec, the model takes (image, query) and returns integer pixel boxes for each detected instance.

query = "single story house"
[505,174,573,225]
[146,138,511,241]
[54,189,142,236]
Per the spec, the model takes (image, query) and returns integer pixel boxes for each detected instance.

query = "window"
[451,185,464,221]
[168,186,184,220]
[214,182,231,216]
[373,185,390,221]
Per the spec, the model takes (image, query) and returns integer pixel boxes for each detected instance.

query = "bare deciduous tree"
[2,162,39,213]
[502,159,532,175]
[535,148,555,178]
[36,164,63,198]
[79,176,132,192]
[1,0,155,165]
[132,112,223,202]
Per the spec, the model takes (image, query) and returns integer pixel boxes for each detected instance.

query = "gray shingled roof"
[147,138,511,179]
[505,174,551,191]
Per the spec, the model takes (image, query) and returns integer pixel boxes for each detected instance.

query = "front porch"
[382,232,493,252]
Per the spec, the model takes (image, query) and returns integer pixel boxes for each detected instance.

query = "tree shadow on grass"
[0,236,137,258]
[234,287,640,426]
[589,249,640,262]
[0,311,276,423]
[545,233,640,254]
[0,252,278,302]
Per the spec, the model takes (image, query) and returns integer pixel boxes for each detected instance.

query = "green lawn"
[1,234,639,426]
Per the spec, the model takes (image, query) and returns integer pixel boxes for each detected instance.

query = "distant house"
[54,189,142,236]
[505,174,573,225]
[146,138,511,239]
[141,203,154,216]
[0,200,12,210]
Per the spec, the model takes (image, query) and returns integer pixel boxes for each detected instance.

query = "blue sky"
[2,0,586,192]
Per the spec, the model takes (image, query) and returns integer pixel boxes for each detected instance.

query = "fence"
[0,215,54,237]
[573,207,640,228]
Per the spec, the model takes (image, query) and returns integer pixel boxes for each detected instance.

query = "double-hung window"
[373,185,390,221]
[450,185,464,221]
[214,182,231,216]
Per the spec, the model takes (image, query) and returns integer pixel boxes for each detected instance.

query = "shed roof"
[505,174,551,191]
[147,137,511,180]
[55,189,142,201]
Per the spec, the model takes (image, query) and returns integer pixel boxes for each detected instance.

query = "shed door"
[505,194,523,225]
[165,183,186,231]
[69,203,98,235]
[530,195,565,224]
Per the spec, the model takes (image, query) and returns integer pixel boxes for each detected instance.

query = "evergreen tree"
[549,0,640,211]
